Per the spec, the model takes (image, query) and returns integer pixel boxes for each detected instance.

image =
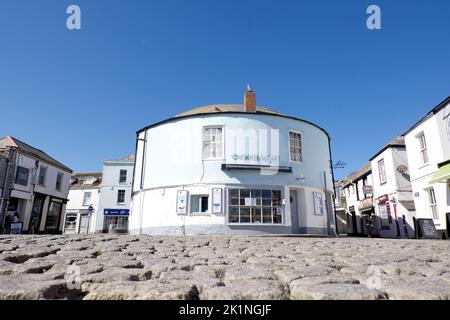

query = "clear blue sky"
[1,0,449,179]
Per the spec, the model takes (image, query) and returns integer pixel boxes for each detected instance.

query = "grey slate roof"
[342,162,372,187]
[0,136,72,173]
[175,104,282,117]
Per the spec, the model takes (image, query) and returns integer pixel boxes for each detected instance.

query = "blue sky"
[0,0,449,179]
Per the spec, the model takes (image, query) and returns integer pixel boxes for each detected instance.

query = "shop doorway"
[29,194,45,233]
[79,214,90,234]
[290,190,299,233]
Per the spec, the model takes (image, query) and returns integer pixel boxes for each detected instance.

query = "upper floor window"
[119,170,127,183]
[417,132,429,164]
[55,172,63,191]
[117,190,126,204]
[202,126,223,160]
[289,131,302,162]
[38,166,47,186]
[82,191,92,206]
[378,159,387,185]
[427,187,439,220]
[15,166,29,186]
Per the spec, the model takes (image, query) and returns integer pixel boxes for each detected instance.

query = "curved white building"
[129,88,336,235]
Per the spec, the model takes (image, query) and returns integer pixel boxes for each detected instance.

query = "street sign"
[88,206,95,213]
[103,209,129,216]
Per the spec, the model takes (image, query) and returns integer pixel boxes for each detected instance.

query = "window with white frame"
[427,187,439,220]
[378,159,387,185]
[119,170,127,183]
[82,191,92,206]
[228,189,283,224]
[117,190,126,204]
[289,131,302,162]
[417,132,429,164]
[190,195,209,214]
[38,166,47,186]
[202,126,223,160]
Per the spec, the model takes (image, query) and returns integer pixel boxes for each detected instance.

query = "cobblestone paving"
[1,235,450,300]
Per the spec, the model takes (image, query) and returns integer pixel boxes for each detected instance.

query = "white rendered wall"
[405,105,450,231]
[130,113,333,235]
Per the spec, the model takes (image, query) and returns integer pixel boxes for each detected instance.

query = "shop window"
[427,187,439,220]
[45,201,62,230]
[190,195,209,214]
[378,159,387,185]
[289,131,302,162]
[227,188,283,224]
[117,190,126,204]
[15,166,29,186]
[202,126,223,160]
[378,203,391,228]
[119,170,127,183]
[82,192,92,206]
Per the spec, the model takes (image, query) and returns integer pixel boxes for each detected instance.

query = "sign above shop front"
[103,209,129,216]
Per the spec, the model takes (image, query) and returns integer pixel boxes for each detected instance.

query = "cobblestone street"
[1,235,450,300]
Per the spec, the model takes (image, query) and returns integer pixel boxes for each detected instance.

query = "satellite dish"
[397,165,408,173]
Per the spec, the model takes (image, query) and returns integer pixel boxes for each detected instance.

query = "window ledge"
[418,163,431,170]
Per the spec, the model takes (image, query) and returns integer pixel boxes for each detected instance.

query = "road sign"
[88,206,95,213]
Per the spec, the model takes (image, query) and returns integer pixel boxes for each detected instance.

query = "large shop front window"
[202,127,223,160]
[228,189,283,224]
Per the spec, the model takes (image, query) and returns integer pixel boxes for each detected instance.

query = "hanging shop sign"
[176,190,188,215]
[212,188,222,214]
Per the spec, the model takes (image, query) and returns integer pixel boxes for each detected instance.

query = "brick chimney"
[244,84,256,112]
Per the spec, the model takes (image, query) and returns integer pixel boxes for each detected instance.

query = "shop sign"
[10,222,22,234]
[176,190,188,215]
[378,194,389,203]
[212,188,222,214]
[103,209,129,216]
[363,185,373,195]
[244,197,257,206]
[313,192,324,216]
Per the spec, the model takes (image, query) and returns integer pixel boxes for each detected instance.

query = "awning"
[429,163,450,184]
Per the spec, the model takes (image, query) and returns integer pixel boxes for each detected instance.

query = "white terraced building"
[129,87,336,235]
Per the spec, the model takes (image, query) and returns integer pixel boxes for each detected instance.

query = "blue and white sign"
[104,209,129,216]
[88,206,95,213]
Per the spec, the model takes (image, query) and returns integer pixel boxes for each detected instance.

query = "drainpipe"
[137,130,148,235]
[327,135,339,237]
[0,149,14,233]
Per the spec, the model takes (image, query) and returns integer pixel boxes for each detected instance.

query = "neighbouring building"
[369,136,416,239]
[0,136,72,234]
[63,172,102,234]
[404,96,450,239]
[94,155,134,233]
[130,86,336,235]
[342,163,376,237]
[333,180,347,235]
